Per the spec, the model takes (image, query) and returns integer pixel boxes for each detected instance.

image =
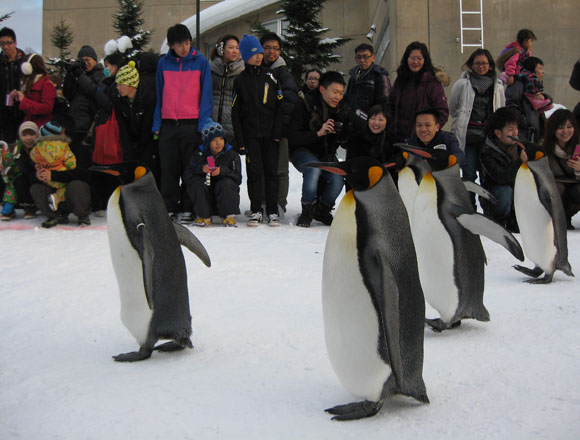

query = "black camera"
[334,121,344,134]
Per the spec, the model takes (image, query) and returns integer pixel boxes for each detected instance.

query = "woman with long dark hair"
[11,53,56,128]
[543,109,580,229]
[210,34,244,148]
[450,48,505,205]
[387,41,449,144]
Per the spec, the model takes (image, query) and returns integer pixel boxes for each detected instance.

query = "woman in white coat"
[450,49,505,206]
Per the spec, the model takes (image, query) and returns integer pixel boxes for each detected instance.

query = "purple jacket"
[388,71,449,143]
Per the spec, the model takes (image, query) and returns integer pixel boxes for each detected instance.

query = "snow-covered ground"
[1,166,579,439]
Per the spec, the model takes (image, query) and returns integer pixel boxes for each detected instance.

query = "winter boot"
[297,202,315,228]
[313,201,334,226]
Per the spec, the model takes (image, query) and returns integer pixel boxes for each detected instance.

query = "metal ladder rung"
[462,11,482,14]
[463,44,482,47]
[463,27,482,31]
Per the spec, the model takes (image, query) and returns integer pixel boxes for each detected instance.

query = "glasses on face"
[0,40,15,47]
[355,54,372,61]
[408,56,424,62]
[263,46,280,52]
[473,62,489,67]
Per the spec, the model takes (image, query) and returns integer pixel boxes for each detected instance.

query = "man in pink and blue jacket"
[153,24,212,222]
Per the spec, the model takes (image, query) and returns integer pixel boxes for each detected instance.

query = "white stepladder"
[459,0,484,53]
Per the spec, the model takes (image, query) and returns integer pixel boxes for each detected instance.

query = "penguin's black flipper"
[136,223,155,309]
[513,265,544,278]
[172,223,211,267]
[325,400,383,421]
[457,213,525,261]
[462,181,497,204]
[113,347,153,362]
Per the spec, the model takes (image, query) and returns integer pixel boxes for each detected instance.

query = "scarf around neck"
[469,71,494,94]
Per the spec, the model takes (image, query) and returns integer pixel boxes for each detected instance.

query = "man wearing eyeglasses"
[0,27,26,143]
[259,32,299,217]
[345,43,391,130]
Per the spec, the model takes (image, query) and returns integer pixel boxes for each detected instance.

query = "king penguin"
[512,139,574,283]
[91,163,211,362]
[398,145,524,332]
[305,156,429,421]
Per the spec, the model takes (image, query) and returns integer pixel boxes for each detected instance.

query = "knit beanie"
[201,120,226,148]
[116,61,140,88]
[239,34,263,63]
[40,121,64,136]
[18,121,40,138]
[77,45,98,61]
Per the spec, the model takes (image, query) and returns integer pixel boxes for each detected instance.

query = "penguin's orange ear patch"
[535,151,544,160]
[368,166,383,187]
[448,155,457,167]
[135,166,147,180]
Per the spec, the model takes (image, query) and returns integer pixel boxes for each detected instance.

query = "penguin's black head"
[394,143,456,171]
[304,156,387,191]
[90,162,149,185]
[508,136,545,161]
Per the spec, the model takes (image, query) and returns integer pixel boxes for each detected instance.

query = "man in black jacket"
[260,32,299,214]
[288,71,349,227]
[345,43,391,131]
[0,27,25,144]
[479,107,527,232]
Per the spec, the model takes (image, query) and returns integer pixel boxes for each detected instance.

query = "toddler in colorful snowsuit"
[1,121,40,220]
[29,121,77,212]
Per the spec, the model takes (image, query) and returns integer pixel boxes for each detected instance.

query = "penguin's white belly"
[412,179,458,323]
[322,194,391,402]
[107,189,153,345]
[514,167,556,274]
[398,168,419,223]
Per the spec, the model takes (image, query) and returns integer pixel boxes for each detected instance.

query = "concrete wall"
[42,0,219,60]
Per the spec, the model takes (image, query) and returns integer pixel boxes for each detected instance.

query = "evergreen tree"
[252,0,349,84]
[0,11,14,24]
[112,0,152,61]
[47,17,74,77]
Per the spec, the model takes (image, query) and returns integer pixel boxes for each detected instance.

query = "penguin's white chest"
[514,166,556,274]
[322,193,391,402]
[398,167,419,223]
[412,176,458,323]
[107,189,153,345]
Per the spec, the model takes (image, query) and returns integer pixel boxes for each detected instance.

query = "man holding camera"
[288,71,350,227]
[62,45,105,147]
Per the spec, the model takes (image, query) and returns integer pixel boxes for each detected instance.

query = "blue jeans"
[487,185,513,221]
[290,147,344,206]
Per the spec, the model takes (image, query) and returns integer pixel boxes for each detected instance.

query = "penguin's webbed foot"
[325,400,383,421]
[524,273,554,284]
[153,338,194,352]
[513,265,544,278]
[113,347,153,362]
[425,318,460,332]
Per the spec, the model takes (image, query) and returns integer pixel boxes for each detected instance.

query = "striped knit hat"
[116,61,139,88]
[40,121,64,136]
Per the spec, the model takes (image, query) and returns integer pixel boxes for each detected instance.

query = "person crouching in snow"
[184,120,241,227]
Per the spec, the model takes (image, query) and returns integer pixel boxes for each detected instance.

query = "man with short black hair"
[407,109,465,166]
[0,27,26,143]
[259,32,299,215]
[289,71,350,227]
[479,107,527,231]
[345,43,391,130]
[153,24,212,223]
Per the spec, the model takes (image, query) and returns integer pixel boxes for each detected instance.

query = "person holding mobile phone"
[543,109,580,229]
[184,121,241,227]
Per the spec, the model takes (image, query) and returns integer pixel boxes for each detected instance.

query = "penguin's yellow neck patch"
[521,162,529,170]
[368,166,383,188]
[134,166,147,180]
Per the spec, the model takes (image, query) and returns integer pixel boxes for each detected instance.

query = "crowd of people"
[1,25,579,231]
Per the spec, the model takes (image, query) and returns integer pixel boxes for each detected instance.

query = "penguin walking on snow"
[91,163,211,362]
[397,145,524,332]
[512,139,574,283]
[305,156,428,421]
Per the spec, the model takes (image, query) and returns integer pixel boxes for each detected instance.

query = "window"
[261,18,289,38]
